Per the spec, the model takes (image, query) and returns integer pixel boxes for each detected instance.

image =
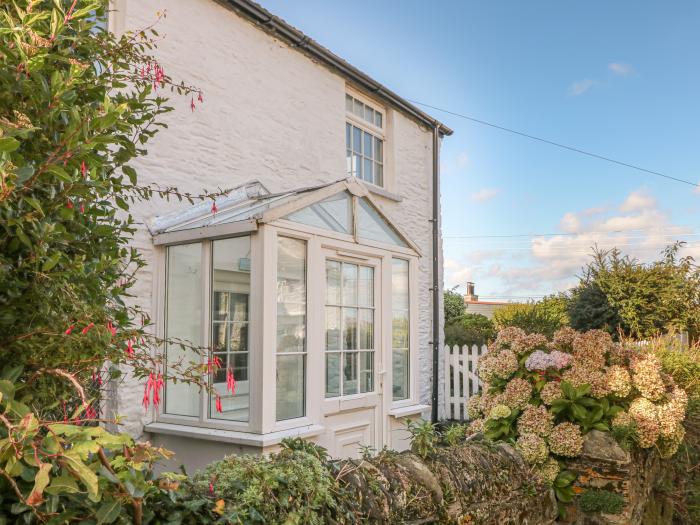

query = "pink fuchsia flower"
[211,201,218,214]
[209,482,215,496]
[226,369,236,394]
[198,92,204,103]
[66,200,73,209]
[81,322,94,335]
[215,394,223,413]
[64,325,74,335]
[80,160,87,177]
[143,373,155,409]
[153,373,164,408]
[106,321,117,336]
[125,339,135,357]
[190,97,196,112]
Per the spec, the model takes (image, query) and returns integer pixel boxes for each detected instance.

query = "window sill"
[144,422,325,448]
[388,404,430,418]
[361,182,403,202]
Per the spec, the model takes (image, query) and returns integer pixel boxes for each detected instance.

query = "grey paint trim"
[152,220,258,245]
[220,0,453,137]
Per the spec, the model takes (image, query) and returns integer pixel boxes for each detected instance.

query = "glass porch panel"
[164,243,202,417]
[325,352,341,397]
[357,198,408,248]
[210,237,251,422]
[343,351,359,395]
[392,349,409,401]
[277,354,305,421]
[360,350,374,393]
[392,258,410,401]
[284,192,352,234]
[276,237,307,420]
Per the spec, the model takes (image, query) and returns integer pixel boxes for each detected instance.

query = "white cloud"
[568,79,596,96]
[559,212,581,233]
[456,152,469,168]
[619,189,656,212]
[470,188,500,203]
[609,62,634,76]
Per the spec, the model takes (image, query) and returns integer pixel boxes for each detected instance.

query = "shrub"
[445,313,496,347]
[493,295,569,338]
[444,288,466,324]
[467,326,690,499]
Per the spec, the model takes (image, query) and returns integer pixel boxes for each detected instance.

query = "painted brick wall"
[113,0,444,436]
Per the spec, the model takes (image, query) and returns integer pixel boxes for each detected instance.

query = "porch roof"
[148,178,420,254]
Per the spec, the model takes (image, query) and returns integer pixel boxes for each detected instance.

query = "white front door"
[319,249,384,458]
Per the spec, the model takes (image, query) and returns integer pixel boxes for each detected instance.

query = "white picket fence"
[443,344,488,421]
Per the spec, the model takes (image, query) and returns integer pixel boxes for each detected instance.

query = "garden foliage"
[467,327,689,501]
[0,1,214,522]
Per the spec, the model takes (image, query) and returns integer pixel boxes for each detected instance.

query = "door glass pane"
[358,266,374,307]
[357,198,408,247]
[360,351,374,393]
[342,263,358,306]
[277,354,305,421]
[326,261,341,304]
[325,307,341,350]
[210,236,251,422]
[392,349,409,401]
[359,308,374,350]
[342,307,357,350]
[165,243,202,417]
[325,353,340,397]
[343,352,358,395]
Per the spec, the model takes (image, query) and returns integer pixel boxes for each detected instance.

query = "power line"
[444,228,700,239]
[409,99,700,189]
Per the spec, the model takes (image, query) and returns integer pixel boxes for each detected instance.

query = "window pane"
[358,266,374,307]
[346,122,351,149]
[277,237,306,353]
[360,351,374,393]
[363,132,373,159]
[365,106,374,124]
[392,310,409,349]
[326,353,341,397]
[374,137,383,162]
[353,99,364,117]
[210,236,251,422]
[345,94,353,112]
[346,150,353,177]
[352,126,362,153]
[375,163,383,187]
[342,307,358,350]
[359,308,374,350]
[357,198,408,247]
[375,111,383,128]
[392,349,409,401]
[392,259,409,310]
[343,351,358,395]
[392,258,410,401]
[342,263,358,306]
[277,354,305,420]
[285,192,352,234]
[326,307,341,351]
[363,159,373,183]
[354,154,363,179]
[165,243,202,417]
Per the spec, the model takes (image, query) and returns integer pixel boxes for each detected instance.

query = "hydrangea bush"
[467,327,689,487]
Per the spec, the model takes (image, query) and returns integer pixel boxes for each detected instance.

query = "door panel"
[320,250,383,458]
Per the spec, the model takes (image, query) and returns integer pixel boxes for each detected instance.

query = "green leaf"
[45,474,81,496]
[95,499,122,524]
[61,454,99,499]
[24,197,43,215]
[593,422,610,432]
[561,381,575,399]
[45,165,72,182]
[571,403,588,421]
[28,463,52,502]
[0,137,20,152]
[0,380,15,401]
[42,252,62,272]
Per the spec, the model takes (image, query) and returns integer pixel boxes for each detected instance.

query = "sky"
[260,0,700,301]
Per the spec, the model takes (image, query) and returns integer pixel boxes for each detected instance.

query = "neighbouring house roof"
[465,300,509,306]
[219,0,453,137]
[148,177,421,254]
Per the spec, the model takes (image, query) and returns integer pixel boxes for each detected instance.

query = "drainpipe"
[431,124,441,423]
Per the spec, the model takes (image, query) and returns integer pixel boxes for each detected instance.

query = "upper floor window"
[346,94,384,187]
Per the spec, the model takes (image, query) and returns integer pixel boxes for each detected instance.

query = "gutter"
[222,0,453,137]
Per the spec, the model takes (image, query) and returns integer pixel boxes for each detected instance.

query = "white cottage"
[108,0,452,470]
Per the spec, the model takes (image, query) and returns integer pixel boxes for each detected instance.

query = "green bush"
[579,489,625,514]
[493,295,569,338]
[445,313,496,347]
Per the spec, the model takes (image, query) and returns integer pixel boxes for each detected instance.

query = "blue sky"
[261,0,700,300]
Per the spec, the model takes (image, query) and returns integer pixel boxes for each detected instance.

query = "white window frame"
[345,90,387,189]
